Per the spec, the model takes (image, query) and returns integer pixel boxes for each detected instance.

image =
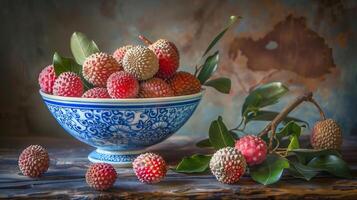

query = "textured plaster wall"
[0,0,356,140]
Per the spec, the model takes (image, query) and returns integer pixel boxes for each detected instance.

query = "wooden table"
[1,136,357,199]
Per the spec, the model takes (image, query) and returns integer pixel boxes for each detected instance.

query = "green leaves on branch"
[242,82,289,117]
[197,51,219,84]
[209,116,235,150]
[70,32,100,65]
[202,16,240,58]
[250,154,289,185]
[174,154,211,173]
[204,77,231,94]
[307,155,351,178]
[53,52,82,76]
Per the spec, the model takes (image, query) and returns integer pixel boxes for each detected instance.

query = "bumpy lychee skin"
[167,71,201,96]
[149,39,179,78]
[235,135,267,166]
[122,46,159,80]
[18,145,49,178]
[132,153,167,184]
[38,65,56,94]
[53,72,83,97]
[83,52,122,87]
[113,45,133,67]
[86,163,117,191]
[82,87,110,98]
[107,71,139,98]
[210,147,247,184]
[139,78,174,98]
[311,119,343,150]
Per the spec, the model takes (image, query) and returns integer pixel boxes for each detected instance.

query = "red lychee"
[113,45,133,67]
[82,87,110,98]
[167,71,201,96]
[38,65,56,94]
[235,135,267,166]
[53,72,84,97]
[107,71,139,98]
[86,163,117,191]
[83,52,122,87]
[139,36,179,78]
[139,78,174,98]
[18,145,50,178]
[132,152,167,184]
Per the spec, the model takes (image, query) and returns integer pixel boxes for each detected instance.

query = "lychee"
[82,87,110,98]
[122,46,159,80]
[311,119,342,150]
[18,145,50,178]
[132,152,167,184]
[139,78,174,98]
[53,72,84,97]
[167,71,201,96]
[107,71,139,98]
[210,147,246,184]
[113,45,133,67]
[235,135,267,166]
[139,36,179,78]
[38,65,56,94]
[86,163,117,191]
[83,52,122,87]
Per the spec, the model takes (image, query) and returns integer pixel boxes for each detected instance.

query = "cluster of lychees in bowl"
[38,36,201,99]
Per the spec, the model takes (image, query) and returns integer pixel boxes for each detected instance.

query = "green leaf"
[202,15,240,58]
[288,149,341,164]
[250,154,290,185]
[245,111,308,126]
[53,52,93,90]
[175,154,211,173]
[204,77,231,94]
[53,52,82,76]
[242,82,289,117]
[70,32,100,65]
[209,116,235,150]
[276,121,302,141]
[287,135,300,151]
[288,161,319,181]
[196,138,212,148]
[307,155,351,178]
[197,51,219,84]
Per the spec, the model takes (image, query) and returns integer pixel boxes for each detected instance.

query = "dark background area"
[0,0,356,140]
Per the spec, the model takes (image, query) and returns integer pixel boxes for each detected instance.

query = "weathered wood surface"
[0,136,357,199]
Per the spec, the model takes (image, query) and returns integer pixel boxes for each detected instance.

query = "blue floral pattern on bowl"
[40,91,203,166]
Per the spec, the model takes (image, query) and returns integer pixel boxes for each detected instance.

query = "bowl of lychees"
[38,33,211,166]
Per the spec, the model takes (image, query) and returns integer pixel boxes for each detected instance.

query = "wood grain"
[0,136,357,199]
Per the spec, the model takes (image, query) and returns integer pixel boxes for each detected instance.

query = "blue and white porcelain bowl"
[40,90,203,166]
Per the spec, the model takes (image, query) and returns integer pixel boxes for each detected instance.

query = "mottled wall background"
[0,0,356,140]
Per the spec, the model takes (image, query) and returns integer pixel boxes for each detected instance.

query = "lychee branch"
[138,35,153,45]
[258,92,326,151]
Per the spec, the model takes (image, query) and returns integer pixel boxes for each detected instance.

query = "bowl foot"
[88,149,144,167]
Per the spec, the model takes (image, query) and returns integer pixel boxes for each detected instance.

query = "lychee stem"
[139,35,153,45]
[258,92,327,152]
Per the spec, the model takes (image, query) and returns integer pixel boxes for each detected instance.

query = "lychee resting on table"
[86,163,117,191]
[83,52,122,87]
[168,71,201,96]
[107,71,139,98]
[210,147,247,184]
[122,46,159,80]
[139,36,179,78]
[82,87,110,98]
[139,78,174,98]
[132,152,167,184]
[113,45,133,67]
[38,65,56,94]
[235,135,267,166]
[18,145,49,178]
[310,119,342,150]
[53,72,84,97]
